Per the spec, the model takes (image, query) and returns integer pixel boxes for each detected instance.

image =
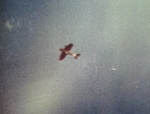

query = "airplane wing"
[59,52,67,60]
[64,43,73,51]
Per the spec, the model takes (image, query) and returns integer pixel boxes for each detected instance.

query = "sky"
[1,0,150,114]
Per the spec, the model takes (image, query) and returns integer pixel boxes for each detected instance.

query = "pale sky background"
[1,0,150,114]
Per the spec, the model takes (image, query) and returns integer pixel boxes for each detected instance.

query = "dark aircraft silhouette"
[59,43,80,61]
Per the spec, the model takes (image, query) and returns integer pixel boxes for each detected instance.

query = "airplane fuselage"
[59,43,80,60]
[60,48,76,56]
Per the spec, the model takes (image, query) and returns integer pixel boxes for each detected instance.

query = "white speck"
[5,21,13,31]
[111,68,117,71]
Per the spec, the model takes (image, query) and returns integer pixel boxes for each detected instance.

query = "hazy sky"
[1,0,150,114]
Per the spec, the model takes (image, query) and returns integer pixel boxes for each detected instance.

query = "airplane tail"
[74,54,80,59]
